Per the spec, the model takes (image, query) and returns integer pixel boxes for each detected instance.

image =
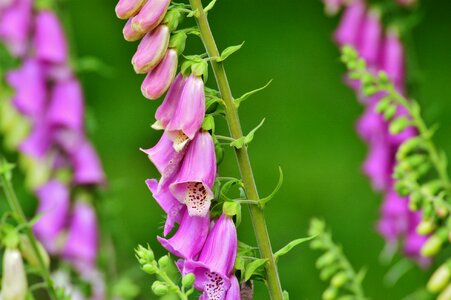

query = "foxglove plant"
[329,0,429,264]
[115,0,313,299]
[0,1,109,299]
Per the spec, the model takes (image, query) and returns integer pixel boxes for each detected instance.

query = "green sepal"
[222,201,242,227]
[169,31,187,55]
[202,115,215,132]
[274,236,316,261]
[234,80,272,108]
[215,42,245,62]
[244,258,268,281]
[259,166,283,208]
[230,118,265,149]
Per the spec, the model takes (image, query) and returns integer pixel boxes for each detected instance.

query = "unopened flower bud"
[428,264,451,293]
[123,18,145,42]
[2,248,28,300]
[19,235,50,269]
[182,273,195,288]
[142,263,158,275]
[421,230,447,257]
[322,286,338,300]
[132,25,169,74]
[131,0,171,33]
[417,219,436,235]
[151,281,169,296]
[158,255,170,269]
[438,284,451,300]
[316,252,336,269]
[115,0,146,19]
[331,271,348,288]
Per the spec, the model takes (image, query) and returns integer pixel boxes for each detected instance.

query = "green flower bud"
[158,255,170,269]
[438,284,451,300]
[390,113,409,135]
[331,272,348,288]
[375,97,391,113]
[421,231,446,257]
[19,235,50,269]
[428,264,451,293]
[151,281,169,296]
[417,219,436,235]
[383,105,397,121]
[320,265,339,281]
[322,287,338,300]
[316,252,336,269]
[169,31,187,55]
[163,9,184,31]
[142,263,158,275]
[182,273,195,288]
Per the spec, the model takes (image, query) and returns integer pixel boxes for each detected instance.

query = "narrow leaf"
[244,258,268,281]
[216,42,245,62]
[204,0,217,14]
[235,80,273,107]
[274,236,317,261]
[230,118,265,149]
[259,167,283,207]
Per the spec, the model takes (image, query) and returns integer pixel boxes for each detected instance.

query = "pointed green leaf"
[235,80,273,108]
[216,42,245,62]
[202,115,215,132]
[244,258,268,281]
[283,291,290,300]
[204,0,217,14]
[274,236,317,261]
[230,119,265,149]
[259,167,283,207]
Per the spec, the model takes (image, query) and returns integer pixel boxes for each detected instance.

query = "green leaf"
[283,291,290,300]
[186,8,198,18]
[216,42,245,62]
[219,179,241,202]
[244,258,268,281]
[234,80,273,108]
[0,161,15,180]
[223,201,240,218]
[259,167,283,207]
[237,241,258,256]
[204,0,217,14]
[274,236,317,261]
[230,118,265,149]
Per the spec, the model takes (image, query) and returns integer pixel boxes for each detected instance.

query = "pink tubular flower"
[357,9,382,67]
[141,132,185,189]
[382,30,405,88]
[225,276,241,300]
[47,78,84,132]
[377,189,409,242]
[404,212,429,265]
[63,201,98,273]
[170,131,216,217]
[154,73,186,129]
[157,209,210,259]
[362,139,393,191]
[0,0,32,57]
[334,0,365,46]
[6,59,47,118]
[165,74,206,150]
[115,0,146,19]
[141,48,178,100]
[146,179,185,235]
[20,120,53,158]
[123,18,145,42]
[34,10,68,64]
[132,25,170,74]
[71,139,105,186]
[33,180,70,254]
[183,214,238,300]
[131,0,170,33]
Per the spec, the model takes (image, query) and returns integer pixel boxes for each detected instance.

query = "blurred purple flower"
[334,0,365,46]
[0,0,32,57]
[34,10,68,64]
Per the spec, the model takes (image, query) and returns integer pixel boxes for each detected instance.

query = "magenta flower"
[33,180,70,254]
[115,0,145,19]
[170,131,216,217]
[123,18,145,42]
[183,214,238,299]
[225,276,240,300]
[334,0,365,46]
[47,78,84,132]
[356,101,386,143]
[377,189,409,242]
[141,48,178,100]
[165,74,206,150]
[381,30,405,88]
[71,139,105,186]
[157,209,210,259]
[155,73,186,129]
[141,132,186,189]
[34,10,68,64]
[146,178,185,236]
[132,25,170,74]
[357,9,382,67]
[0,0,32,57]
[131,0,170,33]
[63,201,98,273]
[362,139,393,191]
[6,59,47,118]
[20,120,53,158]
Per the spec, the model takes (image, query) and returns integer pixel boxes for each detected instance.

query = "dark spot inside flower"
[204,271,225,300]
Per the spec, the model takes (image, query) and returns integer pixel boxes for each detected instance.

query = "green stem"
[188,1,284,299]
[0,159,59,300]
[157,270,187,300]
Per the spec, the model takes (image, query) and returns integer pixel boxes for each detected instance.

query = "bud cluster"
[309,219,367,300]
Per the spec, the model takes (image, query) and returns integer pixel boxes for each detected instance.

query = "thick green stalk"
[188,1,284,299]
[0,160,59,300]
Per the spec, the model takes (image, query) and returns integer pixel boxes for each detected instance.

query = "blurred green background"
[8,0,451,299]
